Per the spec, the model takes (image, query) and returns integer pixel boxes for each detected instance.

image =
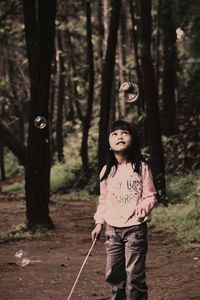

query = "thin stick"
[124,210,136,224]
[67,238,97,300]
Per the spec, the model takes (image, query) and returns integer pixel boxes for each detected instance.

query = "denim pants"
[105,222,148,300]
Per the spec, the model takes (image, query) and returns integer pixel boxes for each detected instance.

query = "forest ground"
[0,182,200,300]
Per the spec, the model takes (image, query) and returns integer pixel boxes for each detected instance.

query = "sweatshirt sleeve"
[93,166,107,224]
[138,162,157,215]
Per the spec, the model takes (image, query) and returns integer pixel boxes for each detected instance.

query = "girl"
[91,120,157,300]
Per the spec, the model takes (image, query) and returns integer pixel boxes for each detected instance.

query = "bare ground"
[0,190,200,300]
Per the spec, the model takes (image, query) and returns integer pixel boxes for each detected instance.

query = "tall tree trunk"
[155,0,161,84]
[7,52,25,145]
[49,53,57,164]
[0,119,27,166]
[118,4,127,118]
[129,0,145,112]
[161,0,177,136]
[56,31,65,162]
[98,0,121,170]
[14,106,25,145]
[110,77,116,124]
[103,0,109,52]
[0,101,6,181]
[139,0,166,199]
[22,0,56,229]
[65,27,83,122]
[65,69,75,122]
[96,0,104,67]
[0,141,6,181]
[80,0,94,177]
[118,5,126,84]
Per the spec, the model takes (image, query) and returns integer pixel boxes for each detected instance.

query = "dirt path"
[0,193,200,300]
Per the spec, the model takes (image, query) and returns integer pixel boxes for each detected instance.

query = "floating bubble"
[15,250,30,267]
[34,116,47,129]
[119,82,139,103]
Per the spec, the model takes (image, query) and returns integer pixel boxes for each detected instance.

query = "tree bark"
[155,0,161,84]
[98,0,121,170]
[161,0,177,136]
[103,0,109,52]
[0,119,27,166]
[65,26,84,122]
[22,0,56,229]
[56,31,65,162]
[0,141,6,181]
[80,0,94,177]
[65,70,75,122]
[118,4,127,118]
[96,0,104,67]
[7,51,25,145]
[139,0,166,199]
[49,53,57,164]
[129,0,145,112]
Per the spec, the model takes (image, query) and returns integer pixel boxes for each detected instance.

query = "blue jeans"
[105,222,148,300]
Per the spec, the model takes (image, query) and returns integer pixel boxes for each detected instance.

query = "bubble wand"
[67,238,97,300]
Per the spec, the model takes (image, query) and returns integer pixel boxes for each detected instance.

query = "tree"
[98,0,122,170]
[22,0,56,229]
[0,141,6,181]
[65,25,84,122]
[80,0,94,177]
[161,0,177,136]
[129,0,145,113]
[0,119,26,166]
[139,0,166,199]
[56,31,65,162]
[96,0,104,67]
[117,3,127,118]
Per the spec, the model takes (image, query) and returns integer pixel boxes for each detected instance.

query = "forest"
[0,0,199,242]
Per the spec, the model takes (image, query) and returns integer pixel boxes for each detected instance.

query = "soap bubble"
[15,250,30,267]
[34,116,47,129]
[119,82,139,103]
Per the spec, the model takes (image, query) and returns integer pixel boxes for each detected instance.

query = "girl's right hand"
[91,223,102,241]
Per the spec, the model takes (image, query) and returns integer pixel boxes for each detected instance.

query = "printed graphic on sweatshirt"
[110,175,142,207]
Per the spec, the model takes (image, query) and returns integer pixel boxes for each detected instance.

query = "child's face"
[109,129,132,153]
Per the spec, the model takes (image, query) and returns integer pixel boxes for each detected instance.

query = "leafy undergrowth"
[0,223,50,244]
[151,171,200,249]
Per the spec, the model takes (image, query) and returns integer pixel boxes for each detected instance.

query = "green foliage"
[50,154,99,196]
[166,171,199,204]
[2,181,24,193]
[50,162,81,193]
[61,190,96,202]
[87,161,99,195]
[162,115,200,174]
[4,151,24,178]
[151,171,200,249]
[0,223,47,243]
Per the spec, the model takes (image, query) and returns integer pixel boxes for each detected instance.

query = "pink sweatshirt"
[94,162,157,227]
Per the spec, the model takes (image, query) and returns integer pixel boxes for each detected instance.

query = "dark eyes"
[111,131,129,136]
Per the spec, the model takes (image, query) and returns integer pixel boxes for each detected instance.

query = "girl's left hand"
[136,206,146,222]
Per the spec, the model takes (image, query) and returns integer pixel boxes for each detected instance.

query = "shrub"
[166,171,199,204]
[151,171,200,249]
[2,181,24,193]
[50,163,81,193]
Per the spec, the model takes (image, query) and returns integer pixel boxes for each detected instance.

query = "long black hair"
[100,120,144,181]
